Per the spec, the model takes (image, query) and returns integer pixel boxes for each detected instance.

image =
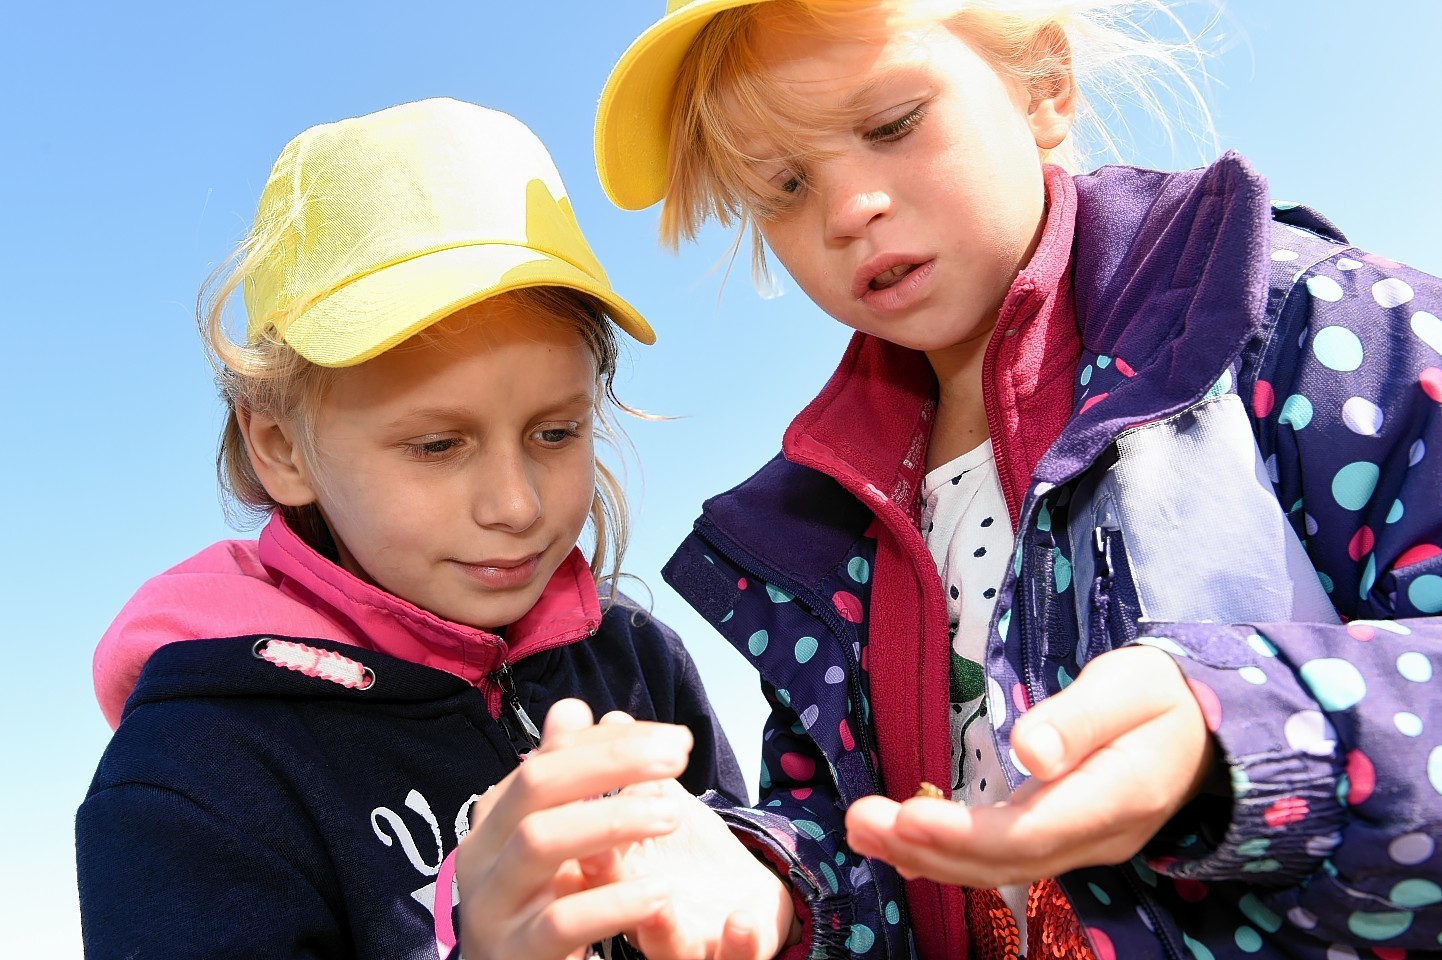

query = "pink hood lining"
[94,513,602,729]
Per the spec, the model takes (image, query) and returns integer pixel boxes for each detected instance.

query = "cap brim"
[283,243,656,367]
[596,0,770,211]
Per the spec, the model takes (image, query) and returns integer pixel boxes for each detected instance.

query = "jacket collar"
[94,513,601,728]
[708,152,1271,568]
[1036,152,1271,486]
[777,163,1079,531]
[259,513,602,683]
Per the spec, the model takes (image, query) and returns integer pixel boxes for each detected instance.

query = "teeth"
[871,264,913,289]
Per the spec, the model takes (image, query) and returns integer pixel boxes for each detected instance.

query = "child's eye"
[535,424,582,445]
[864,103,926,143]
[761,163,804,198]
[404,435,462,459]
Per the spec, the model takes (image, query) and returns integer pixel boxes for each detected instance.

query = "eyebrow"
[840,75,888,114]
[383,394,595,431]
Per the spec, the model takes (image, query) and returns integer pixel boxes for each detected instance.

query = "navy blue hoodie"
[77,515,745,959]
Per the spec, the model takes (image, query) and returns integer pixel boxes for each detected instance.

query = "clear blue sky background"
[2,1,1439,955]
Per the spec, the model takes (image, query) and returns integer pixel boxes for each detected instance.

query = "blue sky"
[3,1,1439,954]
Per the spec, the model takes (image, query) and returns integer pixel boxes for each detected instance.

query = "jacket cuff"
[702,793,854,959]
[1132,624,1347,886]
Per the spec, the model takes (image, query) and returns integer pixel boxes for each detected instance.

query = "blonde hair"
[198,225,639,594]
[663,0,1218,275]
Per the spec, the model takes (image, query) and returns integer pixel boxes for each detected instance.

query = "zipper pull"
[494,660,542,751]
[1092,525,1114,580]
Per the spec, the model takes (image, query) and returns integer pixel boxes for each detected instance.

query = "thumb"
[1010,645,1184,781]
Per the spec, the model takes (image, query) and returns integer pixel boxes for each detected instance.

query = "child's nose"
[473,450,542,533]
[823,165,892,241]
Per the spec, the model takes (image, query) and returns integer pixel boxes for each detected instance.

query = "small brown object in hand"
[914,781,945,799]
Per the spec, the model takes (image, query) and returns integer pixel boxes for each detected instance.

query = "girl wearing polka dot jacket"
[592,1,1442,959]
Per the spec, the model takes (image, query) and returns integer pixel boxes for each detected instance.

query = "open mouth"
[870,263,918,290]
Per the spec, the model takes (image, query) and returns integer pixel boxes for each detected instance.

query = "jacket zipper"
[1119,868,1185,960]
[1017,536,1053,711]
[493,659,542,753]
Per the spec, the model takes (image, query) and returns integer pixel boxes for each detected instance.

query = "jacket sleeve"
[664,533,907,959]
[77,783,342,959]
[1140,218,1442,947]
[704,682,867,960]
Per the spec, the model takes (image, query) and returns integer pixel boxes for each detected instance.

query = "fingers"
[714,910,764,960]
[463,875,671,960]
[846,695,1210,887]
[481,721,694,844]
[459,792,686,957]
[1010,645,1192,780]
[624,902,767,960]
[504,792,682,875]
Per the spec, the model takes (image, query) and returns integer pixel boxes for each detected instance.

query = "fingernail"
[640,728,690,766]
[642,798,680,827]
[893,817,934,844]
[1026,723,1064,776]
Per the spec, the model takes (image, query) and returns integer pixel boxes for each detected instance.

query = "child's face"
[740,10,1067,357]
[293,299,598,630]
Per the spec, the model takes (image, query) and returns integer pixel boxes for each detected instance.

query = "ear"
[236,406,321,507]
[1024,23,1077,151]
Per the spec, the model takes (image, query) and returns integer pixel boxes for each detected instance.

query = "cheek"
[760,223,838,305]
[547,452,598,527]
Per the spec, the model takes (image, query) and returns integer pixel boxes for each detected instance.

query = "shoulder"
[1261,201,1442,355]
[594,590,689,665]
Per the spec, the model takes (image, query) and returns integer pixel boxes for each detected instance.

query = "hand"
[456,699,694,960]
[845,645,1215,888]
[579,713,800,960]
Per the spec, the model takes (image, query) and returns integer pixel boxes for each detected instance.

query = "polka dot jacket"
[664,153,1442,960]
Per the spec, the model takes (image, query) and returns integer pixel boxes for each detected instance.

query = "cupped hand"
[578,712,801,960]
[456,698,696,960]
[846,645,1216,887]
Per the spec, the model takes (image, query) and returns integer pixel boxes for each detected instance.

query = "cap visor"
[596,0,768,211]
[283,243,655,367]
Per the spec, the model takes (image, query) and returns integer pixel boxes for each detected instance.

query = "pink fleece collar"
[783,164,1079,524]
[777,166,1080,960]
[94,514,601,729]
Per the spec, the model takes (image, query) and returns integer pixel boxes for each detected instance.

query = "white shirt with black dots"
[920,439,1029,949]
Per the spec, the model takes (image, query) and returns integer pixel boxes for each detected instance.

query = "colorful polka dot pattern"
[986,211,1442,958]
[671,528,910,958]
[980,213,1442,951]
[667,202,1442,960]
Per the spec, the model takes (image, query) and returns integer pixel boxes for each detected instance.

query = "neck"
[925,324,993,468]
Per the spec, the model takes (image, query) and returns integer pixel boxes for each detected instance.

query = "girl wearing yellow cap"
[76,97,793,960]
[596,2,1442,959]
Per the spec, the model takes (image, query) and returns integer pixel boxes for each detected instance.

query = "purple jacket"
[665,153,1442,959]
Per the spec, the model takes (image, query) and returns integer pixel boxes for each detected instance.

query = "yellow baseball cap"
[595,0,773,211]
[245,97,654,367]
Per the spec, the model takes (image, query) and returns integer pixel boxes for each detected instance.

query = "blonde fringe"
[661,0,1221,286]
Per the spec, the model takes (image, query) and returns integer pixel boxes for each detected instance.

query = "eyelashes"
[401,424,584,462]
[865,104,926,143]
[746,101,928,218]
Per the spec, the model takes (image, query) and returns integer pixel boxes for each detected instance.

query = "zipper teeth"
[1018,545,1049,709]
[1120,867,1185,960]
[696,521,883,794]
